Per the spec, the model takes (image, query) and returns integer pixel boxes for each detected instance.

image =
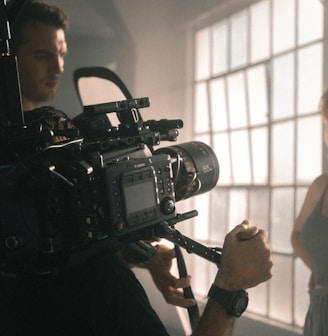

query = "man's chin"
[41,90,57,103]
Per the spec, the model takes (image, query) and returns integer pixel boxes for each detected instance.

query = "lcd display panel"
[124,179,157,216]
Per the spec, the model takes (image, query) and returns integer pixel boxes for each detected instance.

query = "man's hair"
[7,0,69,52]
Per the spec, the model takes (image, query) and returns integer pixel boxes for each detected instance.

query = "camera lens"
[155,141,219,201]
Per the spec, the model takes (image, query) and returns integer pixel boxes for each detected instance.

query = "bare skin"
[17,22,67,111]
[192,221,272,336]
[145,221,273,336]
[291,174,328,289]
[291,97,328,290]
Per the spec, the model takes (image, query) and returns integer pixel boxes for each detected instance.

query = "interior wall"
[113,0,194,143]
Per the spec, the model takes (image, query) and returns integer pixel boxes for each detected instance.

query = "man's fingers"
[232,219,260,241]
[163,288,196,308]
[237,226,259,240]
[171,275,192,289]
[157,245,176,260]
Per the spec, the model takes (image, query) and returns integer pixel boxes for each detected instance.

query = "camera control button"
[116,222,125,232]
[161,198,175,214]
[111,178,119,186]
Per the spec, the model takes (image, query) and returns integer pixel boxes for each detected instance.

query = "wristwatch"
[208,284,249,317]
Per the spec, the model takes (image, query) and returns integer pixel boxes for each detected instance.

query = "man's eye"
[35,53,51,59]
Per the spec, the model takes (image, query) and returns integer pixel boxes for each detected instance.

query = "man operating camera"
[0,1,272,335]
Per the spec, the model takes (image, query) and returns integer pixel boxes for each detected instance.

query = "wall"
[113,0,200,143]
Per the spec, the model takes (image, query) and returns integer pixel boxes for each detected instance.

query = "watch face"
[234,296,248,315]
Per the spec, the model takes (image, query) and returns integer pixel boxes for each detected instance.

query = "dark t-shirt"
[0,251,169,336]
[0,107,169,336]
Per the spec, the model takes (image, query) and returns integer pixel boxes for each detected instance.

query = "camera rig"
[0,96,221,269]
[0,0,222,272]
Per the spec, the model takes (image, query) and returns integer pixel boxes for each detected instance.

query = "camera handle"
[174,244,200,331]
[155,214,222,331]
[154,215,222,266]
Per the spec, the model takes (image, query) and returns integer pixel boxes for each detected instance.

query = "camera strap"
[174,245,200,331]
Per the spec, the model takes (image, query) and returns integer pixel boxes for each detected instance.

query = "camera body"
[104,153,176,237]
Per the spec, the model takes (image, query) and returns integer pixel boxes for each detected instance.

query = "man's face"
[17,22,68,111]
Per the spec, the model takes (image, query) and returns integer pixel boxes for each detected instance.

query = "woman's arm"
[291,174,328,271]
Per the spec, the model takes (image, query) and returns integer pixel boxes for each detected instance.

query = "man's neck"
[22,96,41,112]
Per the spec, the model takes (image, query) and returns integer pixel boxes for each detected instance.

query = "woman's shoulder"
[312,173,328,185]
[309,174,328,196]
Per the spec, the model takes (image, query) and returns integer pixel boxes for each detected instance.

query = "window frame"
[189,0,326,330]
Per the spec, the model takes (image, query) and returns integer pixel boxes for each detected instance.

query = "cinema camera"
[0,0,221,270]
[0,96,221,268]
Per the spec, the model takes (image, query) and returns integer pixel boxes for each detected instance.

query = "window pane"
[296,187,308,216]
[250,0,270,63]
[249,189,269,231]
[194,82,209,132]
[231,130,251,184]
[297,43,323,115]
[195,134,211,147]
[214,133,231,185]
[294,258,310,327]
[251,127,268,184]
[248,282,268,315]
[271,188,294,253]
[228,189,247,231]
[195,28,210,80]
[272,0,296,54]
[298,0,324,46]
[210,189,228,244]
[210,78,228,131]
[297,116,322,184]
[271,121,295,185]
[269,255,293,323]
[193,193,209,241]
[230,10,248,69]
[191,0,324,327]
[212,21,228,75]
[227,71,247,129]
[192,258,210,295]
[247,65,268,126]
[272,53,295,120]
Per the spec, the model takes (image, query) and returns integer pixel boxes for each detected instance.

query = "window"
[191,0,324,329]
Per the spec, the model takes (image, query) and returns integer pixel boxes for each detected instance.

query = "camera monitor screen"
[123,179,157,217]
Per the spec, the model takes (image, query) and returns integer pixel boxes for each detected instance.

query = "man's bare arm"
[192,220,273,336]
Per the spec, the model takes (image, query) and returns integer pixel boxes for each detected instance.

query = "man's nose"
[52,56,64,74]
